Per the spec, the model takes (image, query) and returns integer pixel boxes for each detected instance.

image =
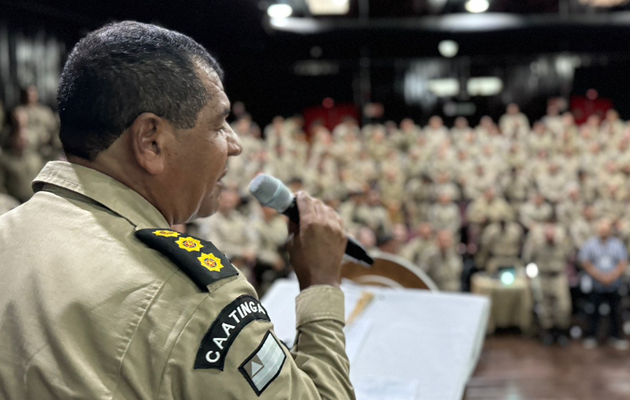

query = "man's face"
[167,69,242,221]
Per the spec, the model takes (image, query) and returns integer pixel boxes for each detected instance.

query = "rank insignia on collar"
[198,253,224,272]
[175,236,204,252]
[136,229,238,292]
[153,230,181,238]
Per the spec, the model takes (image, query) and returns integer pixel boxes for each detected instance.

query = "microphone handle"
[282,198,374,267]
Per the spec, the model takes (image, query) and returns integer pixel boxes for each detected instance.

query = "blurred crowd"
[1,87,629,348]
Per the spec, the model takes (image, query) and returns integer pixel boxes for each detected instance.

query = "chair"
[341,251,438,291]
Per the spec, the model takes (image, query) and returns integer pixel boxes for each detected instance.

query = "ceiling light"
[268,4,293,19]
[428,78,460,97]
[467,77,503,96]
[438,40,459,58]
[465,0,489,13]
[306,0,350,15]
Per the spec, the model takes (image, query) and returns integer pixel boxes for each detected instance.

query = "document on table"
[353,376,420,400]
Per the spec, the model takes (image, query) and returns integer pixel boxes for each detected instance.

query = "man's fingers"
[295,191,315,222]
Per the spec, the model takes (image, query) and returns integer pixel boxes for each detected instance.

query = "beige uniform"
[252,214,288,267]
[427,203,461,234]
[421,248,463,292]
[0,161,354,400]
[15,104,60,158]
[400,238,435,266]
[0,150,44,202]
[467,197,514,225]
[519,202,553,230]
[479,222,523,273]
[195,210,258,260]
[0,193,19,215]
[522,230,572,330]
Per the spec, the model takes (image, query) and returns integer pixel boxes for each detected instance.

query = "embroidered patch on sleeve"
[135,229,239,292]
[239,331,287,397]
[194,295,271,371]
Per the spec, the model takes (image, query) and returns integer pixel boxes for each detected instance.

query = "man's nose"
[226,125,243,156]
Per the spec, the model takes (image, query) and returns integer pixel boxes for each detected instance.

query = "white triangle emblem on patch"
[251,361,263,376]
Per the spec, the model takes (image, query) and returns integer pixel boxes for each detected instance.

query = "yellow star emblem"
[197,253,224,272]
[153,230,181,238]
[175,237,204,252]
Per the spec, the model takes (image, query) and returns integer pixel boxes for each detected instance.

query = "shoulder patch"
[239,331,287,396]
[195,295,271,371]
[136,229,238,292]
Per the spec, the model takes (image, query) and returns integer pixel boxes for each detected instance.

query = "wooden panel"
[341,253,435,290]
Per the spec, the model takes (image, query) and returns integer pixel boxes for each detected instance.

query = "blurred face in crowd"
[547,105,559,117]
[357,227,376,249]
[436,230,453,252]
[534,194,545,206]
[507,103,519,115]
[584,206,596,221]
[368,190,381,206]
[418,223,433,239]
[429,116,443,130]
[400,118,415,132]
[25,85,39,105]
[597,219,613,241]
[587,114,600,128]
[562,112,575,127]
[480,116,493,128]
[483,187,496,202]
[272,116,284,130]
[392,224,408,243]
[606,109,619,122]
[567,186,579,202]
[218,188,240,215]
[544,224,556,244]
[438,192,451,205]
[235,117,252,135]
[454,117,469,129]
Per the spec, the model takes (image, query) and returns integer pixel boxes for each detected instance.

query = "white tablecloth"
[262,279,490,400]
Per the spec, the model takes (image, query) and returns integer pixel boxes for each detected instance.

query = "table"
[262,278,490,400]
[471,273,533,334]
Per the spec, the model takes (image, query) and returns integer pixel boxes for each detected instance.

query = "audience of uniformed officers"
[1,89,629,349]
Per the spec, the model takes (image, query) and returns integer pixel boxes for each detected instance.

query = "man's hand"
[286,191,348,291]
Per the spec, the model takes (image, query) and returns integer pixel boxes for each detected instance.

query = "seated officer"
[0,22,354,399]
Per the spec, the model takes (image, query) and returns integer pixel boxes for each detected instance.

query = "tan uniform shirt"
[0,161,354,400]
[421,248,463,292]
[0,149,44,202]
[0,193,19,215]
[195,210,258,259]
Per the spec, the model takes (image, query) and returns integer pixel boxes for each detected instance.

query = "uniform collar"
[33,161,169,229]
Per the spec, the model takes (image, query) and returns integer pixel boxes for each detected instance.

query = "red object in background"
[570,94,613,125]
[303,103,360,137]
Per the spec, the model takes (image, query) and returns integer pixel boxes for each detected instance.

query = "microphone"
[249,174,374,267]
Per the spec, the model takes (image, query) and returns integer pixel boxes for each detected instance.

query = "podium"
[262,278,490,400]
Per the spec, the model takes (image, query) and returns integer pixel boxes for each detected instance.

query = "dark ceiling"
[3,0,630,124]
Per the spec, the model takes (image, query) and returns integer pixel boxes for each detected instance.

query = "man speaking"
[0,21,354,399]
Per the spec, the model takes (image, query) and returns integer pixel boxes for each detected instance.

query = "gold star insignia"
[153,230,181,238]
[197,253,224,272]
[175,237,204,252]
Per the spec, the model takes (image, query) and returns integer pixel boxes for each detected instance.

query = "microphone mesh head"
[248,175,294,212]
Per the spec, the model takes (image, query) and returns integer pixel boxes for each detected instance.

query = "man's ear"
[129,113,170,175]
